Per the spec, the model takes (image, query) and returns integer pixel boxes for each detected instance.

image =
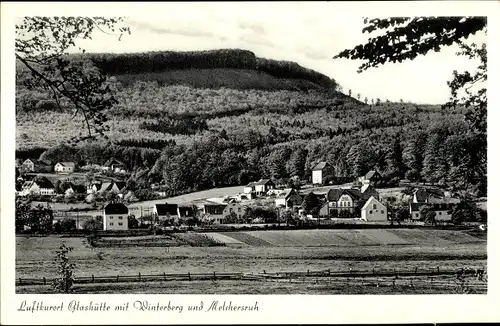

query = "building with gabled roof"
[361,196,388,221]
[275,188,303,209]
[254,179,275,195]
[319,188,367,217]
[103,203,128,230]
[54,162,76,174]
[311,161,334,185]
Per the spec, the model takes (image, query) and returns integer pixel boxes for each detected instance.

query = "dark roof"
[414,188,445,202]
[312,161,331,171]
[33,176,54,189]
[277,188,300,199]
[245,182,256,187]
[104,203,128,214]
[178,206,194,217]
[155,203,178,216]
[364,170,379,180]
[255,179,274,186]
[326,188,362,201]
[57,162,76,168]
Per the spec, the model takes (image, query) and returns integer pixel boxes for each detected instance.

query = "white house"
[361,196,387,221]
[103,203,129,231]
[311,162,334,185]
[254,179,275,195]
[274,188,303,209]
[410,202,455,221]
[19,178,56,196]
[243,182,256,194]
[54,162,76,174]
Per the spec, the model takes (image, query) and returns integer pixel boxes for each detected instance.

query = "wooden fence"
[16,266,485,287]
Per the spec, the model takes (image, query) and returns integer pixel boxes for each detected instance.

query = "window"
[369,210,373,214]
[415,213,419,218]
[118,216,123,220]
[238,208,241,212]
[438,212,442,215]
[373,204,377,209]
[109,216,113,219]
[118,222,123,226]
[381,210,384,214]
[109,222,114,226]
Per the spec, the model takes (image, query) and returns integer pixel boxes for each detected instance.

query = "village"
[15,157,485,234]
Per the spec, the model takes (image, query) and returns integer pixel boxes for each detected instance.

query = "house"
[413,188,447,203]
[319,188,366,217]
[103,203,129,231]
[153,203,179,220]
[361,196,388,221]
[54,162,76,174]
[178,205,195,219]
[194,200,227,224]
[223,202,249,221]
[243,182,256,194]
[275,188,303,209]
[20,159,53,173]
[19,177,55,196]
[64,186,75,198]
[311,161,334,185]
[358,170,382,186]
[98,182,126,195]
[360,184,379,200]
[103,158,127,173]
[254,179,275,195]
[409,202,456,221]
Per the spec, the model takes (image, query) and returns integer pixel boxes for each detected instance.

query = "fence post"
[43,277,46,285]
[213,271,216,281]
[92,275,95,283]
[116,275,119,282]
[163,272,166,281]
[415,267,418,275]
[139,272,141,281]
[373,268,375,276]
[307,269,310,277]
[437,266,440,274]
[328,269,330,276]
[188,272,191,281]
[19,278,22,285]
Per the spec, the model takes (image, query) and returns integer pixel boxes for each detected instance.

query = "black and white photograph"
[1,1,499,324]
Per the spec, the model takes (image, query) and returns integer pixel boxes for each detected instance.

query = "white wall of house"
[338,194,354,208]
[103,213,128,230]
[55,163,74,173]
[243,186,253,194]
[275,198,286,207]
[361,197,387,221]
[312,170,322,184]
[255,185,266,194]
[435,210,452,221]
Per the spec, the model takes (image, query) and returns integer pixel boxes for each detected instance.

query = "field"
[16,228,486,294]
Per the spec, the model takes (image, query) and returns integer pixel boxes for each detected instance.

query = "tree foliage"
[16,17,130,142]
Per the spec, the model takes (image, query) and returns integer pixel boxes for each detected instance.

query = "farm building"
[103,203,129,231]
[19,177,55,196]
[360,184,379,200]
[361,196,388,221]
[254,179,275,195]
[274,188,303,209]
[311,161,334,185]
[154,203,179,220]
[95,182,127,195]
[410,202,456,221]
[54,162,76,174]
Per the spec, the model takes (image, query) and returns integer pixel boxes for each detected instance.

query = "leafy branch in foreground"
[16,17,130,143]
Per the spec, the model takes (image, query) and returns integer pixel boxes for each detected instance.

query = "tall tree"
[333,16,487,195]
[16,17,131,142]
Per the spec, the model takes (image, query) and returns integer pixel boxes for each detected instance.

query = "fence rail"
[16,266,485,287]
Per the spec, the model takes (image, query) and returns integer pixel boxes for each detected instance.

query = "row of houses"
[17,158,128,174]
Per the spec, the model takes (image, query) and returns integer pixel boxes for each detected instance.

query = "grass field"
[16,229,486,288]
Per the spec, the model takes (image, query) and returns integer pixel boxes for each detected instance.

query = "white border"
[2,1,500,324]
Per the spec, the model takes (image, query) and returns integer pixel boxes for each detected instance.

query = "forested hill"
[15,48,486,198]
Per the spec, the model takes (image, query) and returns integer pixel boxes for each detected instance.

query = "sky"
[59,3,486,104]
